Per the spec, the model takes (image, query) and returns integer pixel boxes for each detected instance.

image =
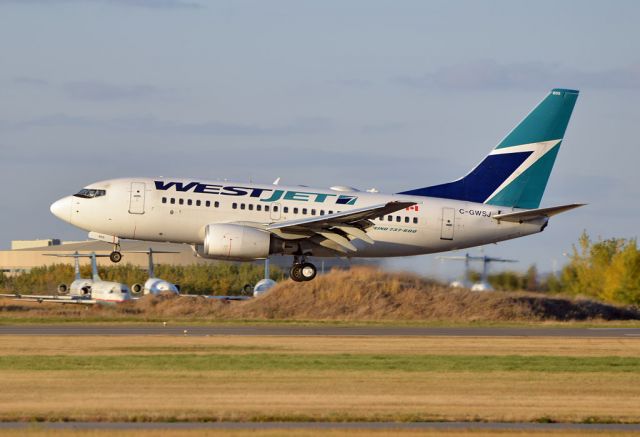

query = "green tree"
[561,231,640,305]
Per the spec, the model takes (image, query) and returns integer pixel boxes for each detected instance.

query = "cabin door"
[129,182,146,214]
[440,207,455,240]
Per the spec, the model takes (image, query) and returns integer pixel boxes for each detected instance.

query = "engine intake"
[203,224,271,260]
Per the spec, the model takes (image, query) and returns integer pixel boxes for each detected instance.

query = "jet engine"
[203,224,272,260]
[57,283,69,294]
[131,283,144,294]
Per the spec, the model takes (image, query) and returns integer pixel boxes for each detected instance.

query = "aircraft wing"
[265,201,417,253]
[0,294,97,304]
[492,203,586,223]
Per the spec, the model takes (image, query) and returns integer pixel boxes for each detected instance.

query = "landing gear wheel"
[290,264,304,282]
[300,263,317,281]
[109,251,122,263]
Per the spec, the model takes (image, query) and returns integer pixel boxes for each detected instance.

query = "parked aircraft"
[439,252,518,291]
[1,252,132,304]
[50,251,94,297]
[127,248,180,295]
[50,89,583,281]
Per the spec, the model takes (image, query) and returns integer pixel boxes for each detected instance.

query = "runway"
[0,421,639,431]
[1,324,640,337]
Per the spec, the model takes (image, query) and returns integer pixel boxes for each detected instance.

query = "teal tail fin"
[400,88,579,209]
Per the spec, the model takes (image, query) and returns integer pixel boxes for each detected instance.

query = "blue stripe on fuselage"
[398,151,532,202]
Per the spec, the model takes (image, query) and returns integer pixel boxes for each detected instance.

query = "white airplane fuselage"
[51,177,545,259]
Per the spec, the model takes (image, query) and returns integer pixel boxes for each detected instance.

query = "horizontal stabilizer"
[492,203,585,223]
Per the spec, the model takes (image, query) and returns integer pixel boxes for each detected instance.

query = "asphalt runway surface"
[0,421,639,431]
[1,324,640,337]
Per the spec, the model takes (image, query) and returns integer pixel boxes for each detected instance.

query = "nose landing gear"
[289,256,317,282]
[109,243,122,263]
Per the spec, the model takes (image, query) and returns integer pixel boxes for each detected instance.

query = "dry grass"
[0,336,639,423]
[1,370,639,423]
[1,267,637,323]
[3,429,640,437]
[1,335,640,357]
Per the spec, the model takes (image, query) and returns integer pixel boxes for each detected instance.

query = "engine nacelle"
[203,224,271,260]
[131,283,143,294]
[57,283,69,294]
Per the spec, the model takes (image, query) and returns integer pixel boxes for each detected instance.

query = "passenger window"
[257,205,262,211]
[162,197,167,204]
[302,208,307,215]
[232,203,237,209]
[196,200,201,206]
[311,209,316,215]
[274,206,279,212]
[240,204,245,210]
[214,201,219,208]
[328,210,333,215]
[405,217,409,223]
[387,215,392,221]
[320,210,325,215]
[265,205,270,212]
[396,216,401,222]
[294,207,299,214]
[248,204,253,211]
[187,199,192,206]
[170,198,175,205]
[205,200,210,207]
[283,206,289,213]
[179,199,184,205]
[413,217,418,224]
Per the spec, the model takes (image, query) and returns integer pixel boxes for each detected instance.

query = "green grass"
[2,353,639,373]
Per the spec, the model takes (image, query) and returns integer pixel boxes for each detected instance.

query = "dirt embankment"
[1,267,638,322]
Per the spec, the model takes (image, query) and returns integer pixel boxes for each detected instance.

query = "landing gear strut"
[289,256,317,282]
[109,243,122,263]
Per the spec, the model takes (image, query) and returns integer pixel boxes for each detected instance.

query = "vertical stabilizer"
[90,253,101,281]
[73,251,81,280]
[148,248,155,278]
[399,89,579,209]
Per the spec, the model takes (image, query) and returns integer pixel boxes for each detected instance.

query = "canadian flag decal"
[405,205,419,212]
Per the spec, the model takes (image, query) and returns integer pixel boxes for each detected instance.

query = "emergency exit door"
[440,207,455,240]
[129,182,146,214]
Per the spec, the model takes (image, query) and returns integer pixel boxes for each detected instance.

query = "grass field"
[0,335,639,426]
[3,429,640,437]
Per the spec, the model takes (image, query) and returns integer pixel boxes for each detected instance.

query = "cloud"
[10,77,163,101]
[62,81,160,101]
[0,0,202,8]
[13,76,49,87]
[1,114,335,136]
[396,60,640,90]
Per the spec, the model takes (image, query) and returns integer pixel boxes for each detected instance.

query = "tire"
[290,264,304,282]
[109,251,122,263]
[300,263,317,281]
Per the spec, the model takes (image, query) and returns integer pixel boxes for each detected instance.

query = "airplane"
[253,258,277,297]
[127,248,180,295]
[51,251,94,297]
[438,252,518,291]
[1,252,132,304]
[49,88,584,282]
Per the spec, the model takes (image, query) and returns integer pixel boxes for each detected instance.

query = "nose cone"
[50,196,72,222]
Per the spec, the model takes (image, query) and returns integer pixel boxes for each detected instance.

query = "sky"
[0,0,638,280]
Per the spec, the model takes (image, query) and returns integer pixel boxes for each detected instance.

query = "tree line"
[1,232,638,304]
[472,232,640,305]
[0,262,285,296]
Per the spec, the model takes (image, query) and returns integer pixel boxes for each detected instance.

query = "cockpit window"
[74,189,106,199]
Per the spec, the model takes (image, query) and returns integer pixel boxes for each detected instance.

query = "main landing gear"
[110,243,122,263]
[289,256,317,282]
